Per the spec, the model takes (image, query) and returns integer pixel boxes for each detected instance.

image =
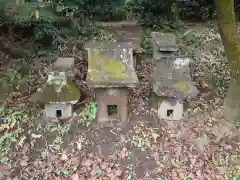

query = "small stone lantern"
[151,32,178,61]
[86,42,139,123]
[52,57,77,78]
[31,57,80,122]
[151,32,198,120]
[152,56,199,120]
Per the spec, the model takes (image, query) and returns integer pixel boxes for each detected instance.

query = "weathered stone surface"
[53,57,76,77]
[84,40,115,50]
[86,42,139,88]
[31,72,80,104]
[152,56,199,99]
[44,103,73,120]
[95,87,129,123]
[85,23,141,53]
[157,99,183,121]
[151,32,178,51]
[151,32,178,60]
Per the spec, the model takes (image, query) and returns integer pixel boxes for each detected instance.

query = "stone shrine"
[151,32,198,121]
[152,56,199,120]
[52,57,77,78]
[151,32,178,61]
[31,57,80,122]
[86,42,139,123]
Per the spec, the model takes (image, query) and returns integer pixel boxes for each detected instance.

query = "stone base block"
[157,99,183,121]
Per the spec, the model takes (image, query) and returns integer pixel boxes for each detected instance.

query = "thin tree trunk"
[214,0,240,78]
[214,0,240,124]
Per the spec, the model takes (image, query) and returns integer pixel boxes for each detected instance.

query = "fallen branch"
[0,40,30,58]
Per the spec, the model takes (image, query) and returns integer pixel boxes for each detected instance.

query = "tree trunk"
[214,0,240,124]
[214,0,240,77]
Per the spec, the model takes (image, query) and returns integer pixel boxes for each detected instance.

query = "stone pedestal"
[53,57,77,78]
[95,88,129,122]
[157,98,183,121]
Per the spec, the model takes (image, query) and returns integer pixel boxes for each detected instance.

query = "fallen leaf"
[120,147,127,161]
[60,153,68,161]
[71,173,80,180]
[82,159,93,167]
[100,162,108,170]
[20,159,28,167]
[151,131,160,142]
[22,143,30,154]
[18,136,26,147]
[191,134,209,152]
[31,134,42,139]
[41,151,48,159]
[115,169,123,177]
[76,141,82,150]
[196,169,202,177]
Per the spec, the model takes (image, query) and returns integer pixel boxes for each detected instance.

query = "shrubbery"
[0,0,126,48]
[0,0,216,48]
[126,0,215,28]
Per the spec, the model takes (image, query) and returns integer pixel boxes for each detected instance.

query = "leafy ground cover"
[0,22,239,180]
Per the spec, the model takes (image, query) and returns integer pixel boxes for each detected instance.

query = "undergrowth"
[0,103,28,164]
[78,102,97,127]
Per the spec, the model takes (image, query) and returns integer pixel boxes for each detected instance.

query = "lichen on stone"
[87,49,128,81]
[174,81,191,95]
[31,76,80,103]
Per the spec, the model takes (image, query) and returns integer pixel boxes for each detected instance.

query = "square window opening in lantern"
[107,105,118,116]
[56,109,62,118]
[167,109,174,117]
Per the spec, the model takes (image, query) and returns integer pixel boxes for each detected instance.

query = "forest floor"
[0,21,240,180]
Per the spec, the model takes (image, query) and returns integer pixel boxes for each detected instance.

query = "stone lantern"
[151,32,198,120]
[151,32,178,61]
[31,57,80,122]
[152,56,199,120]
[52,57,77,78]
[86,42,139,123]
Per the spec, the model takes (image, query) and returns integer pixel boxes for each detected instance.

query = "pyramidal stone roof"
[152,56,199,99]
[86,42,139,88]
[31,72,80,104]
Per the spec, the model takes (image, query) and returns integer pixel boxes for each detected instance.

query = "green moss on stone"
[174,81,190,95]
[88,50,128,81]
[31,76,80,103]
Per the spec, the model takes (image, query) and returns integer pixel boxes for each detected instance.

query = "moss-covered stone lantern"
[31,57,80,122]
[151,32,198,121]
[152,56,199,120]
[85,42,139,123]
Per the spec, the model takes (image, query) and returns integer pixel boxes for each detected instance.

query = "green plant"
[140,29,153,57]
[0,104,28,163]
[231,176,240,180]
[157,176,168,180]
[79,102,97,127]
[126,0,214,29]
[126,167,136,180]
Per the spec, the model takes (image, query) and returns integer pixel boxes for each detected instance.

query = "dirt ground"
[0,21,240,180]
